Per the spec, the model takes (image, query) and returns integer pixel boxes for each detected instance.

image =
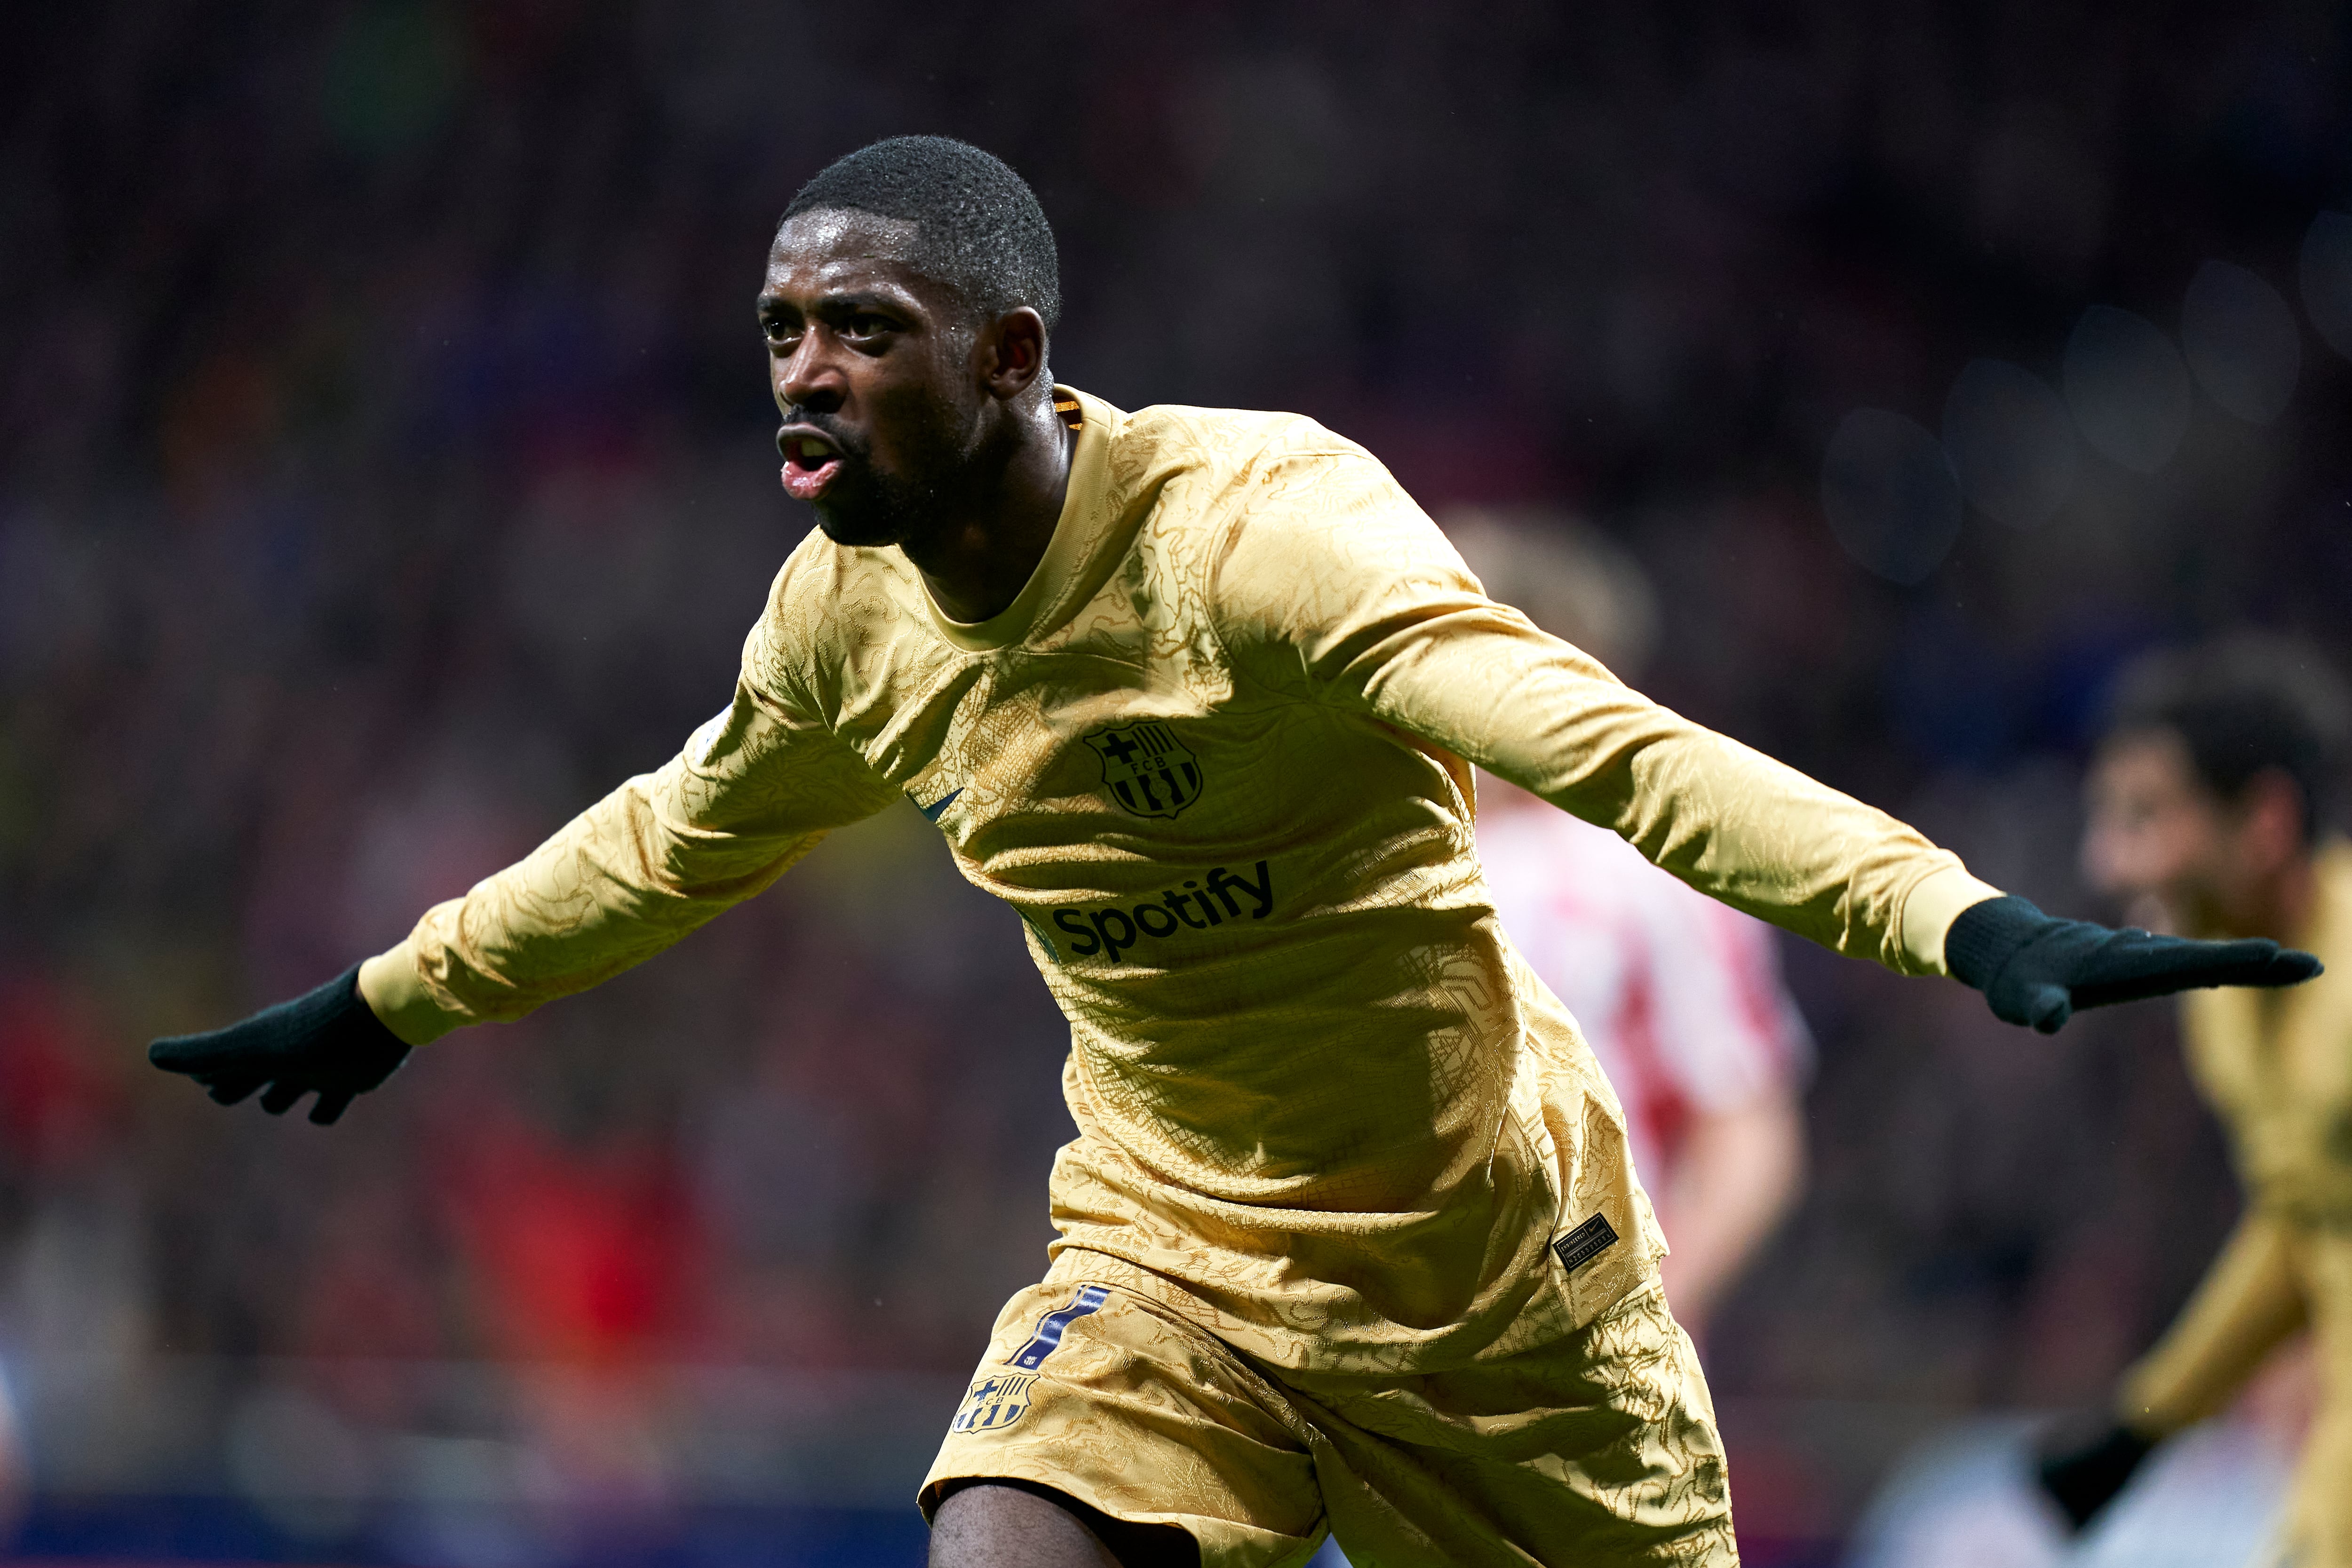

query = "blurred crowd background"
[5,2,2352,1563]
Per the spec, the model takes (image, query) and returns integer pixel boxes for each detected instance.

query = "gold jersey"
[2181,841,2352,1227]
[362,386,1992,1377]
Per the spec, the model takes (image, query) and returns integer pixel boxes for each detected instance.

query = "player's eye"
[847,312,892,338]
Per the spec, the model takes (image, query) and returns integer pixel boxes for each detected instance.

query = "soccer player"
[150,138,2318,1568]
[1452,512,1808,1344]
[2044,638,2351,1565]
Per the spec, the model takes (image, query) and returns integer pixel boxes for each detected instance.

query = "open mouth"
[778,429,845,501]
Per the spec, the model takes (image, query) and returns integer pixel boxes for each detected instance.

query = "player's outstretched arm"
[148,964,412,1125]
[1941,894,2320,1034]
[152,551,899,1116]
[1204,446,2321,1026]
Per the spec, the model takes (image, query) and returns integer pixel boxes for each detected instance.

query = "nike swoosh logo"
[917,788,963,823]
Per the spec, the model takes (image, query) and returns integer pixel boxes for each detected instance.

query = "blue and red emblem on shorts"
[1008,1284,1110,1369]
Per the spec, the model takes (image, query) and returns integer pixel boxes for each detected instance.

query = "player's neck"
[904,398,1072,625]
[2260,855,2320,945]
[2208,854,2319,945]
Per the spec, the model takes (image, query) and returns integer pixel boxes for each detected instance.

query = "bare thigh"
[930,1479,1201,1568]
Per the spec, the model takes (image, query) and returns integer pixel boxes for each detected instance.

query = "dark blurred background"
[4,2,2350,1563]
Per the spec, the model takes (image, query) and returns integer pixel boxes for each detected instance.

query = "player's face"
[2082,729,2234,933]
[758,209,988,548]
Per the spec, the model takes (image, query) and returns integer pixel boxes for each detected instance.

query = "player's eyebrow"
[812,290,907,320]
[757,289,906,321]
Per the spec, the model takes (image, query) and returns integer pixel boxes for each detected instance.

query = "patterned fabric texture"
[922,1276,1737,1568]
[362,385,1980,1375]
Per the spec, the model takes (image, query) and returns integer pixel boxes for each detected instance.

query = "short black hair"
[2105,634,2352,841]
[781,136,1060,331]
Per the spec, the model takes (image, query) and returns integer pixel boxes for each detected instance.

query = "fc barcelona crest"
[951,1372,1036,1433]
[1085,721,1204,819]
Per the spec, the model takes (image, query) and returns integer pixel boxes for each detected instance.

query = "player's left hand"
[148,963,412,1124]
[1945,894,2321,1034]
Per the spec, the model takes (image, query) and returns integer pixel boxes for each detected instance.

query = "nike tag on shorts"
[1552,1214,1620,1274]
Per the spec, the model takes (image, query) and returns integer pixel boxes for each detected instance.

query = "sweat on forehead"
[766,210,942,293]
[763,210,972,323]
[771,206,920,262]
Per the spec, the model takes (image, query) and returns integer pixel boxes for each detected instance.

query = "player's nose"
[775,336,846,413]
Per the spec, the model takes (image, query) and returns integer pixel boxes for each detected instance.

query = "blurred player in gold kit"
[149,139,2319,1568]
[2050,638,2352,1566]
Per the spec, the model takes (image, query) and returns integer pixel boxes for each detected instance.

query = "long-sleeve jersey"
[362,385,1994,1376]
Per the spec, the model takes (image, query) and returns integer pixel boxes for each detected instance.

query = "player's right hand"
[148,964,412,1125]
[1945,894,2320,1034]
[2033,1418,2157,1531]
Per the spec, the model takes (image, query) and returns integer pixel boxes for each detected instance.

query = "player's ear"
[979,307,1048,402]
[2236,768,2307,871]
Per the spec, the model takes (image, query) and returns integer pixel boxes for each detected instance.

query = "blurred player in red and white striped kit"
[1450,509,1810,1344]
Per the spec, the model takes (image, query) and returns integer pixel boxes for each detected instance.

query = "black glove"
[148,963,412,1125]
[1945,895,2321,1034]
[2034,1419,2157,1532]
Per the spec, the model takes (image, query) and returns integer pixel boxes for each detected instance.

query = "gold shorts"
[921,1273,1736,1568]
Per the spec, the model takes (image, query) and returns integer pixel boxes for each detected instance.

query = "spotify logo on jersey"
[1048,861,1274,963]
